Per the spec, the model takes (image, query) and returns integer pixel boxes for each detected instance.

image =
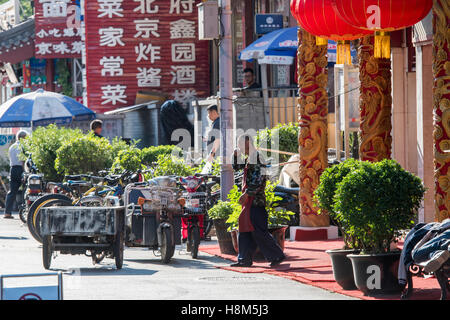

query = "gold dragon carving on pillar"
[297,28,330,227]
[358,35,393,162]
[433,0,450,222]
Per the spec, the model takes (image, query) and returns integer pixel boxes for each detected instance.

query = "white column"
[416,44,435,223]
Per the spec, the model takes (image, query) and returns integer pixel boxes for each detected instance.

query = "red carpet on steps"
[199,240,444,300]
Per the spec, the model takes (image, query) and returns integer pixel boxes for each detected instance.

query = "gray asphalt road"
[0,212,356,300]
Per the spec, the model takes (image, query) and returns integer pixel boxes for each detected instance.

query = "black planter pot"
[347,251,406,296]
[326,249,360,290]
[213,219,236,255]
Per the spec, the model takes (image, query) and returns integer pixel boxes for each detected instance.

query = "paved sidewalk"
[200,239,445,300]
[0,212,355,300]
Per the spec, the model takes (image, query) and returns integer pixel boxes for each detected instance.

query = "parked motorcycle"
[178,174,220,258]
[18,155,44,223]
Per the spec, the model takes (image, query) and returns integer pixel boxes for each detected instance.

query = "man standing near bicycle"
[4,130,27,219]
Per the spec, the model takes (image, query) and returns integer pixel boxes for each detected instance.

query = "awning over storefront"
[0,18,35,65]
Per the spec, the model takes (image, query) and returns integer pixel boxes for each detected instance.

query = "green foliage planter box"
[347,252,405,296]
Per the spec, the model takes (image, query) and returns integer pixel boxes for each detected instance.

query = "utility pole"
[218,0,234,201]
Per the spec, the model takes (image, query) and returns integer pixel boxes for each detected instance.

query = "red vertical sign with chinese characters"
[83,0,210,113]
[35,0,83,58]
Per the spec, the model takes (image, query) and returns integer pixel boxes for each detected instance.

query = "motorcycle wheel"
[27,194,72,244]
[42,235,53,270]
[18,206,27,224]
[160,227,174,264]
[203,216,213,239]
[189,225,200,259]
[113,230,124,270]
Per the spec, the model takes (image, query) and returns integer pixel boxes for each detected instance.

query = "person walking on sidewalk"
[230,134,286,268]
[3,130,27,219]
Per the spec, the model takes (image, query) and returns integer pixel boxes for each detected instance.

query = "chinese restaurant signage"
[35,0,83,58]
[83,0,210,113]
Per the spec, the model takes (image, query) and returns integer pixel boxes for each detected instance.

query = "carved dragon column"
[433,0,450,222]
[297,28,329,227]
[358,35,393,162]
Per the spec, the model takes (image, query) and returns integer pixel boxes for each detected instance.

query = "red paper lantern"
[331,0,433,32]
[290,0,372,64]
[290,0,372,41]
[331,0,433,58]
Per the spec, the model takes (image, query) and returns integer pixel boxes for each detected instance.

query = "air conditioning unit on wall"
[198,0,219,40]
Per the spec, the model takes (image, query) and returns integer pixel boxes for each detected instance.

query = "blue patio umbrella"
[0,89,96,128]
[240,27,300,65]
[239,26,356,65]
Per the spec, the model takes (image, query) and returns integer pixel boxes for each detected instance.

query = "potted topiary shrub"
[226,182,294,255]
[208,201,237,255]
[333,159,425,296]
[314,158,366,290]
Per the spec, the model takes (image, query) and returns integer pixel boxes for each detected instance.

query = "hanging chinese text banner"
[83,0,210,113]
[35,0,83,58]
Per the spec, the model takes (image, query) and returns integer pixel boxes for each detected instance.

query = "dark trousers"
[5,166,23,214]
[237,206,285,264]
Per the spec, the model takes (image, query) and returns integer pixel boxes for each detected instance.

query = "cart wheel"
[42,235,52,270]
[160,227,174,264]
[189,225,200,259]
[114,231,124,270]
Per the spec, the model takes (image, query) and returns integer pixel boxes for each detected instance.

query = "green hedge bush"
[141,145,183,165]
[55,134,113,176]
[314,158,368,249]
[256,122,299,163]
[21,124,84,181]
[333,159,425,254]
[151,154,196,178]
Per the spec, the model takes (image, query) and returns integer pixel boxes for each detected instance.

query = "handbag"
[238,165,255,233]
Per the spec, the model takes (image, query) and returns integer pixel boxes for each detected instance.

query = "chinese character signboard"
[35,0,83,58]
[255,14,283,35]
[83,0,210,113]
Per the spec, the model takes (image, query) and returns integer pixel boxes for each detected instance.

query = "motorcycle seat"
[274,185,299,195]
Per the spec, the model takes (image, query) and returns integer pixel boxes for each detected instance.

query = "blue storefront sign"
[255,14,284,35]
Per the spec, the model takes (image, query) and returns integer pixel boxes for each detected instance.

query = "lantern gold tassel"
[316,36,328,46]
[336,40,351,65]
[374,31,390,59]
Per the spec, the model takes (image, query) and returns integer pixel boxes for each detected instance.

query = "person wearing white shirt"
[4,130,27,219]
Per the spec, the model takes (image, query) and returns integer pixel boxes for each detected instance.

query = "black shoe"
[270,256,286,267]
[230,261,252,267]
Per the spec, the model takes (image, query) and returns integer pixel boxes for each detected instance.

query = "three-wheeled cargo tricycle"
[124,177,183,264]
[40,206,125,270]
